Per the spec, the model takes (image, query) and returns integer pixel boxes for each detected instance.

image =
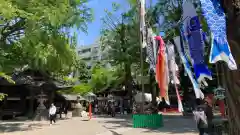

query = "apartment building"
[77,43,102,68]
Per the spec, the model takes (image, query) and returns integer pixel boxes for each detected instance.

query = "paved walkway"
[0,114,198,135]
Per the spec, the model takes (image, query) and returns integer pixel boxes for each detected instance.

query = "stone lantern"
[34,91,48,121]
[72,95,83,117]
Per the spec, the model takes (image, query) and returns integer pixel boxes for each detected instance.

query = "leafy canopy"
[0,0,93,99]
[89,63,117,93]
[0,0,93,75]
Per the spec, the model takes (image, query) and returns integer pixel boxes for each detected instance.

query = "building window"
[80,48,91,54]
[92,47,98,54]
[94,46,98,50]
[92,56,98,60]
[82,57,91,61]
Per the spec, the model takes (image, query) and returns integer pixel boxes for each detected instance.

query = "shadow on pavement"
[97,114,132,129]
[103,120,132,129]
[96,113,198,134]
[0,122,46,133]
[96,114,132,120]
[109,130,123,135]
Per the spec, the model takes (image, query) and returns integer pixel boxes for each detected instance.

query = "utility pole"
[138,0,146,113]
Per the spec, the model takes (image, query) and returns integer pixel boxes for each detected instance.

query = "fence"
[132,113,163,128]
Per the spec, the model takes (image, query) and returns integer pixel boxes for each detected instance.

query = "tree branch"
[1,18,26,43]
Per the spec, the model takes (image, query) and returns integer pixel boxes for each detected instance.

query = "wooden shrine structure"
[0,69,71,119]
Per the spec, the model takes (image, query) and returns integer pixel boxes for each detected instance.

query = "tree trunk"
[124,63,133,106]
[222,0,240,134]
[150,70,157,106]
[29,89,34,118]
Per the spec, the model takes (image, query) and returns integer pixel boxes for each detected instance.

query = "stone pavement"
[0,114,198,135]
[123,115,198,135]
[96,114,198,135]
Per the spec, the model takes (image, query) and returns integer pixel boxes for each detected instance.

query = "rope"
[220,63,227,88]
[215,63,220,87]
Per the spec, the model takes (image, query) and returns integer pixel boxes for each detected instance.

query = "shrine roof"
[0,69,72,91]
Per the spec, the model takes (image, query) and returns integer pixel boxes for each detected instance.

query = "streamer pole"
[138,0,146,113]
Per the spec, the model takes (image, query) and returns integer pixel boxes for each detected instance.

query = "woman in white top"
[49,103,57,125]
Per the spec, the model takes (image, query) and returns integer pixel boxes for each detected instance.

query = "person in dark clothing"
[86,103,89,112]
[107,102,111,115]
[194,98,214,135]
[111,102,115,117]
[59,104,64,119]
[204,98,214,135]
[63,103,68,118]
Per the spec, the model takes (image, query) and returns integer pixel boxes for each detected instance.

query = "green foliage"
[72,83,92,95]
[148,0,183,40]
[66,64,122,94]
[100,2,157,94]
[74,59,90,83]
[0,0,93,99]
[0,72,14,100]
[0,72,15,84]
[58,83,91,95]
[0,93,7,101]
[100,6,140,93]
[0,0,92,40]
[63,76,78,84]
[100,5,140,67]
[63,61,123,94]
[112,2,121,11]
[90,64,117,93]
[0,0,93,77]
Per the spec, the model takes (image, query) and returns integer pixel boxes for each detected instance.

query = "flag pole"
[138,0,146,113]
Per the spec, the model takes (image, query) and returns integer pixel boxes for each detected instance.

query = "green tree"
[72,83,92,95]
[100,4,142,98]
[58,82,92,95]
[0,0,93,99]
[75,60,91,83]
[0,0,92,45]
[90,64,117,93]
[0,0,93,75]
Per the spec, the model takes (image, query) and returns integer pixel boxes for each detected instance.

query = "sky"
[76,0,159,46]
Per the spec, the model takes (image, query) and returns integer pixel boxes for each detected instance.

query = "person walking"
[204,97,214,135]
[193,99,208,135]
[94,104,98,115]
[111,102,115,117]
[64,104,68,118]
[107,102,111,115]
[59,104,64,119]
[194,98,214,135]
[49,103,57,125]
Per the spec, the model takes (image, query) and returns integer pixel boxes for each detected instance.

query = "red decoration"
[89,103,92,120]
[218,100,225,117]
